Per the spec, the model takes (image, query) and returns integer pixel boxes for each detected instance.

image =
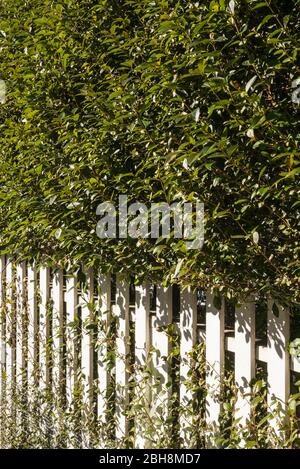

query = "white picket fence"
[0,255,299,447]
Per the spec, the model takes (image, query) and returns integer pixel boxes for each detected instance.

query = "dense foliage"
[0,0,299,302]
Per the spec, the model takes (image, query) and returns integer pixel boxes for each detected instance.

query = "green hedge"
[0,0,299,303]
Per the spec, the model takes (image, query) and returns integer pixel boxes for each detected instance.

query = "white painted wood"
[0,256,7,442]
[135,283,151,449]
[16,262,27,436]
[152,286,173,423]
[52,269,64,404]
[15,262,26,426]
[80,268,94,412]
[65,273,77,407]
[234,301,255,427]
[27,264,38,391]
[205,291,224,444]
[257,344,268,363]
[267,300,290,431]
[135,283,150,368]
[180,287,197,446]
[77,268,95,447]
[225,335,235,353]
[0,256,6,413]
[97,274,111,422]
[39,267,50,388]
[115,276,130,440]
[25,264,37,438]
[5,260,15,423]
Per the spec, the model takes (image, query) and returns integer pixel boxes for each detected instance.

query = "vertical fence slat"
[52,269,65,412]
[65,272,80,448]
[65,273,77,408]
[0,256,6,443]
[15,265,23,390]
[115,276,130,441]
[39,267,50,389]
[135,283,151,449]
[6,260,15,429]
[234,301,255,427]
[80,271,89,406]
[205,291,224,443]
[180,287,197,446]
[97,274,111,423]
[152,285,173,425]
[80,268,95,414]
[267,300,290,432]
[16,263,26,430]
[80,268,96,447]
[27,265,38,392]
[5,260,13,388]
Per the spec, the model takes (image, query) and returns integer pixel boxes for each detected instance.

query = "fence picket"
[267,300,290,432]
[152,285,173,429]
[135,283,151,448]
[27,265,38,391]
[0,256,6,440]
[80,267,95,435]
[15,263,26,432]
[115,276,130,441]
[180,287,197,447]
[6,260,16,431]
[39,267,50,389]
[52,268,65,434]
[65,273,77,408]
[205,291,224,445]
[15,264,23,388]
[97,274,111,424]
[234,301,256,427]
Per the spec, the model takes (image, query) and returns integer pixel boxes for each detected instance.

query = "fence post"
[205,291,224,446]
[135,283,151,448]
[180,286,197,447]
[234,300,256,428]
[115,276,130,442]
[267,300,290,433]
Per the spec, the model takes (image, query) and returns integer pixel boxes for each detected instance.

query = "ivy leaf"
[245,75,257,93]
